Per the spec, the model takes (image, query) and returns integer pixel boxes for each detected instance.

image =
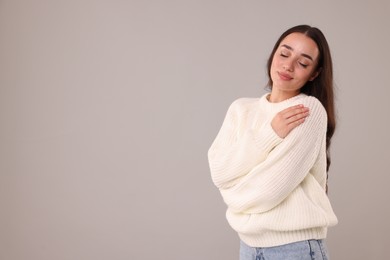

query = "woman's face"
[270,32,320,96]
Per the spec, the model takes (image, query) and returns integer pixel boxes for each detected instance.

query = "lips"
[278,72,293,81]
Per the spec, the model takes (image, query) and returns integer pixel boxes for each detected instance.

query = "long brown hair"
[267,25,336,176]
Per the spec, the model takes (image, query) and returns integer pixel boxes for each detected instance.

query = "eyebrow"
[281,44,314,61]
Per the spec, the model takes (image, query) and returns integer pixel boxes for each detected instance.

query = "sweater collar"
[260,92,307,111]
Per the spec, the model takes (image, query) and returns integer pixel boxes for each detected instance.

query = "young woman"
[208,25,338,260]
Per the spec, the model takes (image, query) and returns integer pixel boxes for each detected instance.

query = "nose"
[283,60,294,72]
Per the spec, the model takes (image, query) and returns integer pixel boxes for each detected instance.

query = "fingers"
[271,104,310,138]
[279,104,309,124]
[285,117,306,133]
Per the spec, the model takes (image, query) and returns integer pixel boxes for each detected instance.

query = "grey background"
[1,0,389,259]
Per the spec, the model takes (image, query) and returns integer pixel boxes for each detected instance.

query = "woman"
[208,25,338,260]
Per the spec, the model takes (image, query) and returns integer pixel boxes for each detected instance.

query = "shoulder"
[228,97,259,113]
[231,97,259,107]
[298,96,327,131]
[299,95,327,120]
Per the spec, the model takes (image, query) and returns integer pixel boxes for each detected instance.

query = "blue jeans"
[239,239,329,260]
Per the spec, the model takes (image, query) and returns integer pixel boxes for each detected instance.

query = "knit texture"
[208,93,338,247]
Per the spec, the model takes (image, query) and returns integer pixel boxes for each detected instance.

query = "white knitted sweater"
[208,93,338,247]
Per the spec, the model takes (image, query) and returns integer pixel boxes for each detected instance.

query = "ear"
[309,67,322,81]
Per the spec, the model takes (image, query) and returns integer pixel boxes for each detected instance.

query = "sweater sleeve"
[208,98,283,189]
[219,97,327,213]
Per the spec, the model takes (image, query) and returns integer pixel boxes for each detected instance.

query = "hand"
[271,104,309,138]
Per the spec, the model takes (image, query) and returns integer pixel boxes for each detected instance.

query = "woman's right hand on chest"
[271,104,310,138]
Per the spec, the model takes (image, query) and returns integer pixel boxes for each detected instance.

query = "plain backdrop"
[1,0,389,259]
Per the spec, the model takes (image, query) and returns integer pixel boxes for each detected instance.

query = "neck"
[268,89,301,103]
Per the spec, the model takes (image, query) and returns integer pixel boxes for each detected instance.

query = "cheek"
[297,70,314,83]
[270,63,278,80]
[270,57,280,73]
[271,56,281,67]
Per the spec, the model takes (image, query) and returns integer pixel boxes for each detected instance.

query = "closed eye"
[299,62,308,68]
[280,53,289,58]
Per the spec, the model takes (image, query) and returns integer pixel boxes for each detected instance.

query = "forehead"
[279,33,319,60]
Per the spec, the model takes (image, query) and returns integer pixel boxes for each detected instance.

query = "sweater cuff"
[252,122,283,153]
